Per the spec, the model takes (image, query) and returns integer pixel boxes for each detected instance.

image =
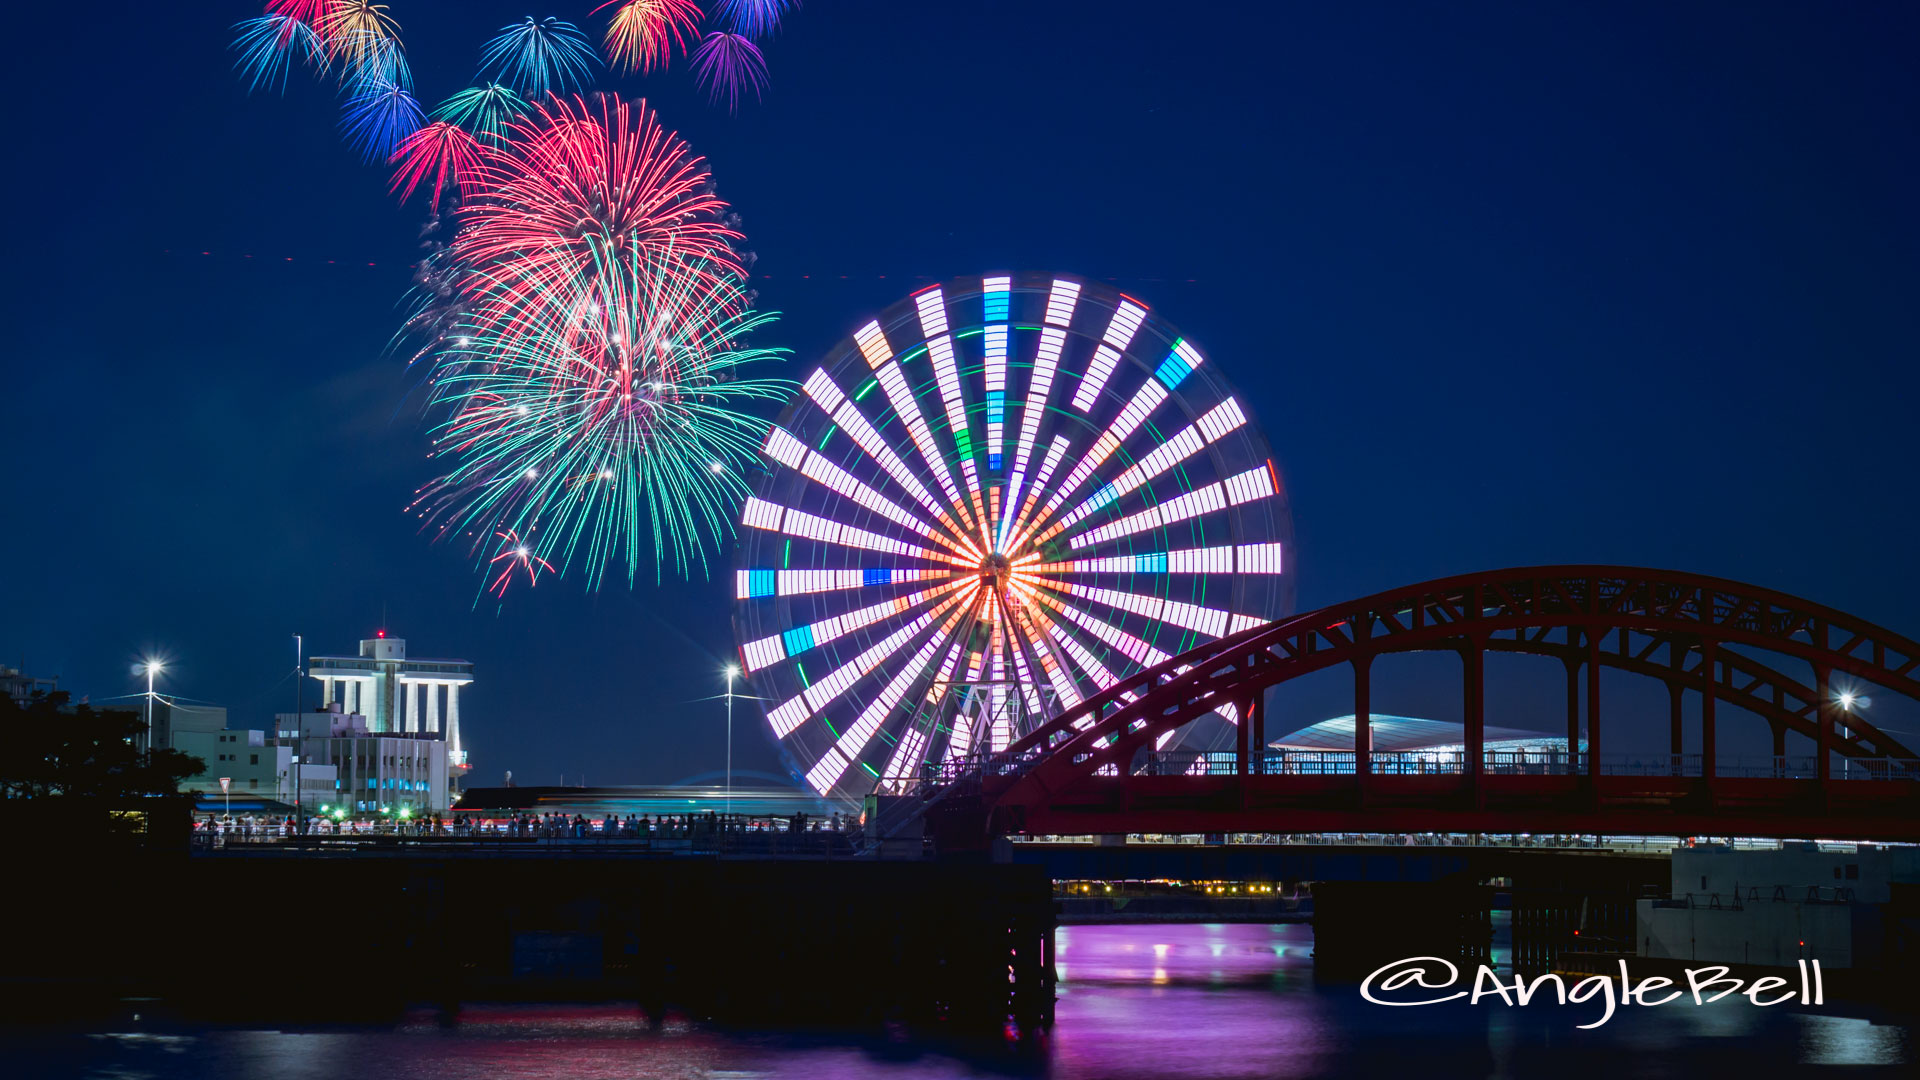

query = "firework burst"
[597,0,702,75]
[478,16,601,97]
[409,95,789,587]
[230,14,323,94]
[486,529,556,597]
[266,0,335,23]
[390,121,484,209]
[432,84,529,145]
[318,1,402,81]
[692,32,768,113]
[716,0,792,39]
[341,77,423,161]
[453,95,745,345]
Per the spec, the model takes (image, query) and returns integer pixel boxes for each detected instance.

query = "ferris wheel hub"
[980,552,1014,591]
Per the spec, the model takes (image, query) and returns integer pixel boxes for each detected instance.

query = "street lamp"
[142,659,164,753]
[723,664,740,819]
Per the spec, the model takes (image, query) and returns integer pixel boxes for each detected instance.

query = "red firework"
[390,121,485,210]
[450,94,744,340]
[487,529,556,597]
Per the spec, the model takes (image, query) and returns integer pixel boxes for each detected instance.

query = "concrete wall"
[1670,845,1920,904]
[1639,898,1859,967]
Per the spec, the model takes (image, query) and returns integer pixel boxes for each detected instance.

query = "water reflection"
[4,922,1912,1079]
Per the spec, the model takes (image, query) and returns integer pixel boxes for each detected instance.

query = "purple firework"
[692,32,769,113]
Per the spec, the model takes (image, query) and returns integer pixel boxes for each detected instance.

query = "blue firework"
[716,0,794,39]
[341,77,425,162]
[477,16,600,97]
[230,14,323,94]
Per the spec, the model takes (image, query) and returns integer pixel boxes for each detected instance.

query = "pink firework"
[597,0,702,74]
[692,32,768,113]
[451,94,744,342]
[266,0,335,24]
[389,121,485,210]
[487,529,555,597]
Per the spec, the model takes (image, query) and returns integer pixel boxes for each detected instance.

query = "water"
[7,922,1913,1078]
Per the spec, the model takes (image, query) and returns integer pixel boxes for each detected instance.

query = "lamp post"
[142,659,164,754]
[724,664,739,819]
[292,633,304,831]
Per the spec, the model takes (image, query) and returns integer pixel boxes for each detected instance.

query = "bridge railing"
[1128,751,1920,780]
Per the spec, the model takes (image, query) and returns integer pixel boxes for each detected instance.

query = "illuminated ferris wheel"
[733,274,1293,801]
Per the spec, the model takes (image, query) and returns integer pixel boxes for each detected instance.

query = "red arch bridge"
[904,566,1920,849]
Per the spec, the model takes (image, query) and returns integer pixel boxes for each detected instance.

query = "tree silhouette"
[0,691,201,800]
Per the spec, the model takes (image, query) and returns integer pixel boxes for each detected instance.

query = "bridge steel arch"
[925,566,1920,846]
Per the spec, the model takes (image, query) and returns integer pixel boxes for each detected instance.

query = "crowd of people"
[194,809,857,844]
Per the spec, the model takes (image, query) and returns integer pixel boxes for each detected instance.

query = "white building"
[276,704,453,814]
[307,633,473,781]
[1638,844,1920,970]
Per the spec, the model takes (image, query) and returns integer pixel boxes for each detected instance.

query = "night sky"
[8,2,1919,786]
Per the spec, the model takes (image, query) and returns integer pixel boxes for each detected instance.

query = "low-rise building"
[1637,843,1920,970]
[275,703,452,814]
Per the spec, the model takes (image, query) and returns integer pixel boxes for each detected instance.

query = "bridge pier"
[1305,880,1492,980]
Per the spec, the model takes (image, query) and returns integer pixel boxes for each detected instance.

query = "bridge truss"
[915,567,1920,846]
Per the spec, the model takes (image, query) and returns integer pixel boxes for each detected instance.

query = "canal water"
[8,920,1913,1078]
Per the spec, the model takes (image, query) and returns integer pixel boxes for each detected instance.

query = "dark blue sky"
[7,2,1919,783]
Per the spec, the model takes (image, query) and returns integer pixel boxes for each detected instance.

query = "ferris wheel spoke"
[765,585,977,738]
[806,604,971,795]
[1024,583,1171,668]
[913,288,991,537]
[1015,376,1170,548]
[801,368,977,553]
[981,280,1010,472]
[998,279,1078,550]
[1067,297,1149,412]
[927,333,992,547]
[739,577,973,673]
[856,319,978,535]
[742,496,976,567]
[942,644,993,760]
[1031,540,1283,577]
[759,425,971,558]
[1003,433,1071,554]
[879,639,965,791]
[1042,577,1239,640]
[1045,397,1251,538]
[734,565,956,600]
[1053,462,1280,554]
[1007,600,1084,710]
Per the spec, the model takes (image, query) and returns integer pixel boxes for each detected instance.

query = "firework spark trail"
[432,84,529,145]
[418,265,790,587]
[390,121,485,209]
[231,14,324,94]
[341,77,424,161]
[408,94,790,588]
[486,529,555,597]
[716,0,792,39]
[692,32,768,113]
[597,0,702,75]
[318,1,402,80]
[454,95,745,346]
[266,0,336,23]
[478,17,601,97]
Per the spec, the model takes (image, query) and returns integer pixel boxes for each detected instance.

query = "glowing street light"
[142,659,164,753]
